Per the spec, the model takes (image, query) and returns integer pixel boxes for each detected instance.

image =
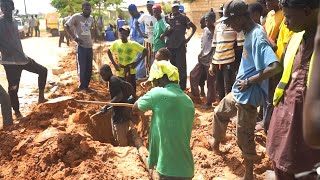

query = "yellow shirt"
[275,20,294,60]
[109,40,144,77]
[264,10,284,42]
[148,60,179,82]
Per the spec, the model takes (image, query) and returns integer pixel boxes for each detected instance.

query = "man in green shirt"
[132,51,195,179]
[152,4,170,53]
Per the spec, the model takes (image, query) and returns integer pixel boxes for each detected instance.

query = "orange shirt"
[264,10,284,42]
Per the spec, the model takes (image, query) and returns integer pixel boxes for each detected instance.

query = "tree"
[161,1,172,15]
[51,0,123,17]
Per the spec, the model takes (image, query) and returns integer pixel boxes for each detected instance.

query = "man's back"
[0,17,28,65]
[138,83,195,178]
[109,75,133,123]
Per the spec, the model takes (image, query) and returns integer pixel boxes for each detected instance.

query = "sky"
[13,0,171,14]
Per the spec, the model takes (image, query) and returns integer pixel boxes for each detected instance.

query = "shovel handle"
[75,100,134,108]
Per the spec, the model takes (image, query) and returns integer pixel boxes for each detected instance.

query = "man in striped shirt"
[209,20,245,101]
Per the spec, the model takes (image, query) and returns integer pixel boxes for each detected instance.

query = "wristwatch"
[245,78,251,86]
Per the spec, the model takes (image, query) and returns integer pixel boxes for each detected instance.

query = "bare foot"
[38,98,48,104]
[207,136,221,154]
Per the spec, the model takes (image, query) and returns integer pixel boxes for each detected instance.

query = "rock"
[12,136,33,153]
[80,141,90,153]
[52,67,65,76]
[72,111,90,124]
[59,73,72,81]
[34,127,61,143]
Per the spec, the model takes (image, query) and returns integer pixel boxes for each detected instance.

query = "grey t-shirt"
[66,13,94,48]
[199,27,214,66]
[0,16,29,65]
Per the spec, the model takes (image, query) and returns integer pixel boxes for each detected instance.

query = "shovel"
[44,96,134,108]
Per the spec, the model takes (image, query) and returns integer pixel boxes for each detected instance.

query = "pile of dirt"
[0,46,273,179]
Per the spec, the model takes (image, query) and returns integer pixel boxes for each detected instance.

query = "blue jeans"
[135,53,146,79]
[77,46,93,89]
[0,85,13,126]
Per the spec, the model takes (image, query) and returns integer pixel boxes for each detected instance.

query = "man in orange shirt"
[264,0,284,42]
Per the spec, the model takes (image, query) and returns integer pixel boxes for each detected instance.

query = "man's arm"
[132,101,140,113]
[111,91,124,103]
[135,20,147,38]
[303,11,320,148]
[160,26,173,40]
[185,21,197,43]
[237,61,282,91]
[107,49,120,71]
[64,17,83,44]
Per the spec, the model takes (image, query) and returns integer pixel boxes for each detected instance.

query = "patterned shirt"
[109,40,145,77]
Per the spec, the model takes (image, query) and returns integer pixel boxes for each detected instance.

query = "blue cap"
[128,4,137,11]
[179,5,184,11]
[147,0,155,5]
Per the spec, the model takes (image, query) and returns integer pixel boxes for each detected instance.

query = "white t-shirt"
[138,14,156,44]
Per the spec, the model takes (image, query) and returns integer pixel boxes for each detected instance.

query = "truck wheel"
[51,29,59,37]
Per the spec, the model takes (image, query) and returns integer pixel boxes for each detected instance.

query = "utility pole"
[24,0,27,14]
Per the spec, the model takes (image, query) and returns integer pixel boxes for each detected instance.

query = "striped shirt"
[212,22,245,64]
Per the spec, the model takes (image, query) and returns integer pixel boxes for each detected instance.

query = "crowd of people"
[1,0,320,179]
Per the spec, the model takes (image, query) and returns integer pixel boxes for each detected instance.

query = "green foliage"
[161,1,172,15]
[50,0,123,17]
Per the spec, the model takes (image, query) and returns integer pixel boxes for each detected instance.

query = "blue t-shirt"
[232,24,278,107]
[129,14,145,45]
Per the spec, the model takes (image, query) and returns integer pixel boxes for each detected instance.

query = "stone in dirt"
[34,127,62,143]
[52,67,65,76]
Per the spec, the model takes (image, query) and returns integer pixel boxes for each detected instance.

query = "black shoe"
[85,88,96,94]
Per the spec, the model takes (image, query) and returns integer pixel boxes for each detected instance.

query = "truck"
[45,12,59,36]
[15,17,29,38]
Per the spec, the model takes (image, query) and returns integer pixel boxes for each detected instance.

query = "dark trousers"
[3,59,47,112]
[190,62,216,104]
[168,44,187,90]
[215,63,234,101]
[76,46,93,89]
[0,85,13,126]
[34,26,40,37]
[59,31,70,47]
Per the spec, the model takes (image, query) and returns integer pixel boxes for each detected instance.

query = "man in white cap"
[165,0,197,91]
[135,0,158,75]
[207,0,281,179]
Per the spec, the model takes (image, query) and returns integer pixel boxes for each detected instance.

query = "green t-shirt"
[153,19,169,52]
[137,83,195,178]
[109,40,144,77]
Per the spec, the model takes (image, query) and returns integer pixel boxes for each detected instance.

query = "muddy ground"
[0,45,272,179]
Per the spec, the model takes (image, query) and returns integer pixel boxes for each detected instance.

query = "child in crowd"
[141,48,179,89]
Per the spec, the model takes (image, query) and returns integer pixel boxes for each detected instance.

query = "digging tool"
[44,96,134,108]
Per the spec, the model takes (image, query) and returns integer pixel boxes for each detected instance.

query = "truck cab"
[45,12,59,36]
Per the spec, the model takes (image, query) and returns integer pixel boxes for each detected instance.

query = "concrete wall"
[182,0,228,35]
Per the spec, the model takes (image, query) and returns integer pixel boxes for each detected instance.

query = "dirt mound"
[0,45,273,179]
